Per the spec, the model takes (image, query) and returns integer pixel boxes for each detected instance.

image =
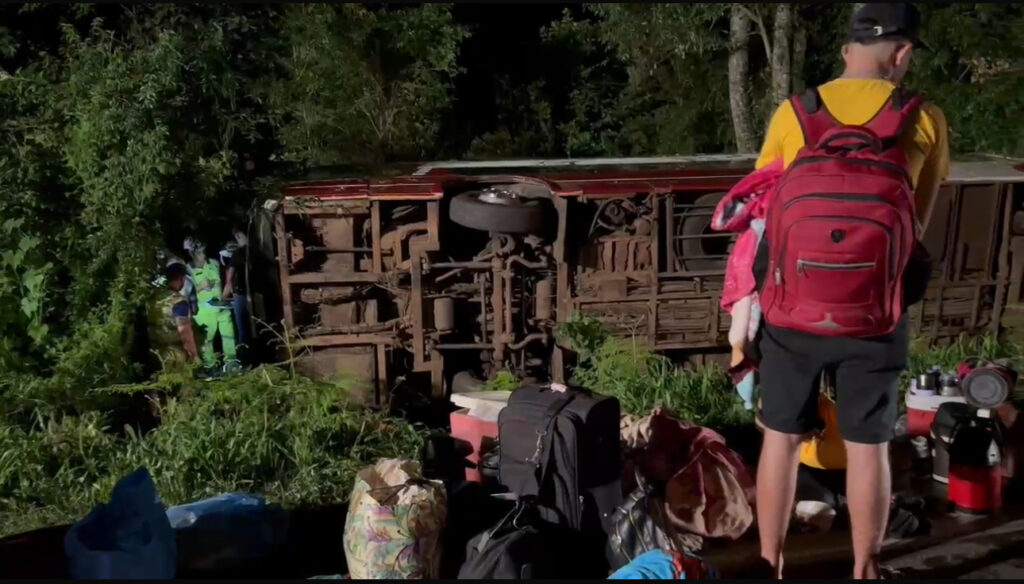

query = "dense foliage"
[0,365,426,537]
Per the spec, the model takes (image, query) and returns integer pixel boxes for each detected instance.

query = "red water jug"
[947,414,1004,514]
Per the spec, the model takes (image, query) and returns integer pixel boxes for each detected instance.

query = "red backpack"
[760,87,922,338]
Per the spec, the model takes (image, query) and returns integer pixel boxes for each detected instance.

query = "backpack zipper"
[776,215,897,282]
[781,192,897,211]
[796,259,876,274]
[788,155,910,183]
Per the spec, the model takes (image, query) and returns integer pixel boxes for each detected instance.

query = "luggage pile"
[362,381,753,579]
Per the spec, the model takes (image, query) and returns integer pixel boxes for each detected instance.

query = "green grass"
[559,314,1024,426]
[558,314,752,428]
[0,365,426,538]
[480,370,521,392]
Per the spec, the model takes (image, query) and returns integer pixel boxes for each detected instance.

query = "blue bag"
[64,467,177,579]
[166,492,288,575]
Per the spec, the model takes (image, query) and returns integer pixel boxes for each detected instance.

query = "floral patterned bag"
[343,459,447,579]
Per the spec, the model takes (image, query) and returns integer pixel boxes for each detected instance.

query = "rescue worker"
[184,236,239,373]
[147,263,199,365]
[220,226,250,365]
[154,247,198,314]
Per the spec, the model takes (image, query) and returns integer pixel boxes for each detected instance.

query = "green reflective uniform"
[189,258,237,368]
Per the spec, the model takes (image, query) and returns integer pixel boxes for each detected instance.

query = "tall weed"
[558,314,750,427]
[0,366,425,537]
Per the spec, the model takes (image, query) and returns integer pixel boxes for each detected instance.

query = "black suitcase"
[497,382,622,559]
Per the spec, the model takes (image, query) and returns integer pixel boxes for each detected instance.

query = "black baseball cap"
[848,3,930,51]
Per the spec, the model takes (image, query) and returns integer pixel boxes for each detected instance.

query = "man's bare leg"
[845,441,891,579]
[757,428,804,578]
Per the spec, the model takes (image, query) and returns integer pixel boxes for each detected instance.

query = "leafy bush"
[0,3,469,400]
[0,365,426,538]
[480,370,522,392]
[558,314,751,427]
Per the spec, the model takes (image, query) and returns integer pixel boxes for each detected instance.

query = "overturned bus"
[247,154,1024,405]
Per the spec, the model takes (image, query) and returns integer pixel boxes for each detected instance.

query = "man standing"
[148,263,199,365]
[184,236,239,373]
[155,247,198,314]
[753,4,949,579]
[220,226,250,365]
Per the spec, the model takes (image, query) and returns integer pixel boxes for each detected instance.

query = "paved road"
[887,517,1024,579]
[706,485,1024,579]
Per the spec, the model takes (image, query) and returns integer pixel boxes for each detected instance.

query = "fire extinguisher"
[947,413,1005,514]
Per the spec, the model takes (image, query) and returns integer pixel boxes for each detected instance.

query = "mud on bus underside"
[250,164,1024,407]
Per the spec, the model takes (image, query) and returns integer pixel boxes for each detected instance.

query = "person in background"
[220,226,250,365]
[184,236,239,374]
[148,262,199,365]
[752,3,949,580]
[155,247,198,314]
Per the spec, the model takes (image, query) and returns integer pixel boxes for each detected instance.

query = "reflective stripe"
[190,260,222,304]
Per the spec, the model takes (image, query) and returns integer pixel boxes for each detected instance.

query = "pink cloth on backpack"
[711,159,783,313]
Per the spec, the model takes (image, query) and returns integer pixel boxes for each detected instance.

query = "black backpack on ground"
[457,496,577,580]
[496,382,622,571]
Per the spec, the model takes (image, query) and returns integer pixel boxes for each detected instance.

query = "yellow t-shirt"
[755,78,951,227]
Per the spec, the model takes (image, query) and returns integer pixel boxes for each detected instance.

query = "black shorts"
[757,317,909,445]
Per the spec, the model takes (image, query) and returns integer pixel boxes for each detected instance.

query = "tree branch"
[737,4,771,60]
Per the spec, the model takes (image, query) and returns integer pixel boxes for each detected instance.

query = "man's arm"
[903,104,950,307]
[172,301,198,361]
[754,101,795,170]
[914,104,951,232]
[223,267,235,299]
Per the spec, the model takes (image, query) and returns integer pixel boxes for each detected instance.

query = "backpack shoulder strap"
[865,87,924,150]
[790,87,840,147]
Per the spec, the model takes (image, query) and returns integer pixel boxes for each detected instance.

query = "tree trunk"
[792,11,807,94]
[771,3,794,106]
[738,5,772,62]
[728,5,757,153]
